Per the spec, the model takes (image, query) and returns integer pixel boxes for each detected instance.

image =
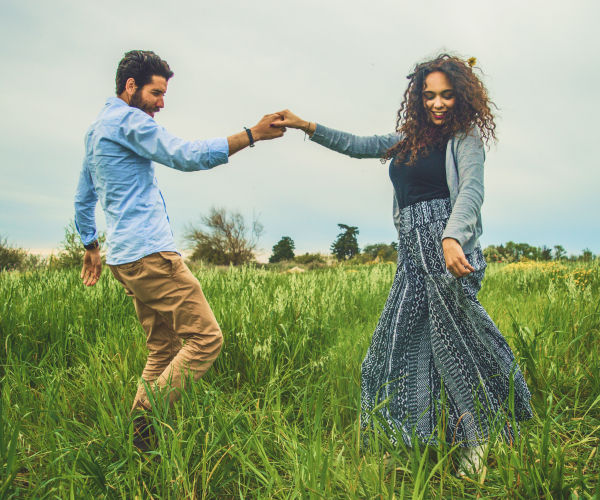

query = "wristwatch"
[84,240,99,251]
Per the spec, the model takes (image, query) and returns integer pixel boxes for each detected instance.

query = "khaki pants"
[110,252,223,412]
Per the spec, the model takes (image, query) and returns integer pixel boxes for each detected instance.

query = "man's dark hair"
[115,50,174,95]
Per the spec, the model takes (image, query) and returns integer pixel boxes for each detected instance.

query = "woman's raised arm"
[273,109,399,159]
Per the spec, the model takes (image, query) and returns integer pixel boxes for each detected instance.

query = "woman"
[274,54,532,475]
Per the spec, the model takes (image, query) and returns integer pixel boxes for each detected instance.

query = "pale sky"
[1,0,598,257]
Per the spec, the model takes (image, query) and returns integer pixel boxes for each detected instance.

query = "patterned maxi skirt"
[360,198,532,447]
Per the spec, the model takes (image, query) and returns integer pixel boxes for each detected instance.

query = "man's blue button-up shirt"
[74,97,229,265]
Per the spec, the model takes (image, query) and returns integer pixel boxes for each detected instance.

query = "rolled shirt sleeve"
[74,158,99,245]
[114,109,229,171]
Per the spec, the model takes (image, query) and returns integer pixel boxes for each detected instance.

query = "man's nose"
[157,97,165,108]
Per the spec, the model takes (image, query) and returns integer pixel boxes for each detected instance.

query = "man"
[74,50,284,449]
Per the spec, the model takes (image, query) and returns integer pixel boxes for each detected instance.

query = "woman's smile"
[423,71,456,125]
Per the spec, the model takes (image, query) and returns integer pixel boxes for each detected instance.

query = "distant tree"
[553,245,566,260]
[331,224,359,260]
[483,242,588,263]
[483,245,503,263]
[0,235,27,271]
[185,207,263,265]
[269,236,295,263]
[362,243,398,262]
[539,245,553,261]
[581,248,594,262]
[503,241,518,261]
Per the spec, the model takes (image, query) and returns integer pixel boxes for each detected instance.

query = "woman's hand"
[442,238,474,278]
[272,110,316,136]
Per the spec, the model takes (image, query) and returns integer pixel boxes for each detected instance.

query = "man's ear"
[125,77,137,96]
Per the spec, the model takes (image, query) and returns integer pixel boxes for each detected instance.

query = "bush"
[52,221,105,270]
[0,236,28,271]
[294,253,326,265]
[186,207,263,265]
[361,243,398,262]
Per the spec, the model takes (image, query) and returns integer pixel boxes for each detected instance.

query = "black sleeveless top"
[389,144,450,210]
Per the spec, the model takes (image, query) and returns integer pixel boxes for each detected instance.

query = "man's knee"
[206,326,223,358]
[186,324,223,359]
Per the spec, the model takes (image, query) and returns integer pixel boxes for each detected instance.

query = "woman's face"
[422,71,455,126]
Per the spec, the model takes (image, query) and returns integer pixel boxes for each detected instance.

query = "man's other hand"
[81,248,102,286]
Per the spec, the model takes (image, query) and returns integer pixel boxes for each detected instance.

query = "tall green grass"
[0,261,598,498]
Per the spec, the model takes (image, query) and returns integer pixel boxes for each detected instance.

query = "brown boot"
[132,414,156,453]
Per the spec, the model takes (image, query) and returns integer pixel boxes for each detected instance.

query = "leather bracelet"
[303,122,312,141]
[84,240,99,250]
[244,127,255,148]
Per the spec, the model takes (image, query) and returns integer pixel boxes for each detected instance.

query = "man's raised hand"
[227,113,286,156]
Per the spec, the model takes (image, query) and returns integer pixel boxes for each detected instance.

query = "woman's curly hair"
[385,54,497,164]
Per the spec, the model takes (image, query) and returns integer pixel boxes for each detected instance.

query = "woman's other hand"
[272,110,316,136]
[442,238,475,277]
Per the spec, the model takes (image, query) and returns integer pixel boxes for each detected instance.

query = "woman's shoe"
[456,444,485,477]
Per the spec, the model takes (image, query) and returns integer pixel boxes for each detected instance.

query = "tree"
[553,245,566,261]
[581,248,594,262]
[331,224,359,260]
[539,245,553,261]
[185,207,263,265]
[269,236,295,263]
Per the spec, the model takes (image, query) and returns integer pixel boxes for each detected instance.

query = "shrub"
[294,253,326,265]
[185,207,263,265]
[0,236,27,271]
[53,221,105,269]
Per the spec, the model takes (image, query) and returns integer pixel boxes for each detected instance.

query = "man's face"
[129,75,168,118]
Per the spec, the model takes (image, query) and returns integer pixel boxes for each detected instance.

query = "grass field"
[1,260,599,498]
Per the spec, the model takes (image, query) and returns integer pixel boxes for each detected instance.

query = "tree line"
[482,242,594,263]
[1,207,596,272]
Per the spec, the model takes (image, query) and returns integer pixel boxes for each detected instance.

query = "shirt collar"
[105,96,128,108]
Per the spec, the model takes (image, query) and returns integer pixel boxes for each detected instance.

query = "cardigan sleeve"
[441,130,485,247]
[310,123,401,159]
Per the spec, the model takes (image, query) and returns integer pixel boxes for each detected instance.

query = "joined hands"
[269,110,315,136]
[251,113,287,141]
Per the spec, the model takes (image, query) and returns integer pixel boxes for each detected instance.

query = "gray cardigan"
[310,124,485,254]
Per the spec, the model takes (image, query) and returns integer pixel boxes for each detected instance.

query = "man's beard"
[130,89,157,116]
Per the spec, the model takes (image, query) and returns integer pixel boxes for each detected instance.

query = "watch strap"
[84,240,99,250]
